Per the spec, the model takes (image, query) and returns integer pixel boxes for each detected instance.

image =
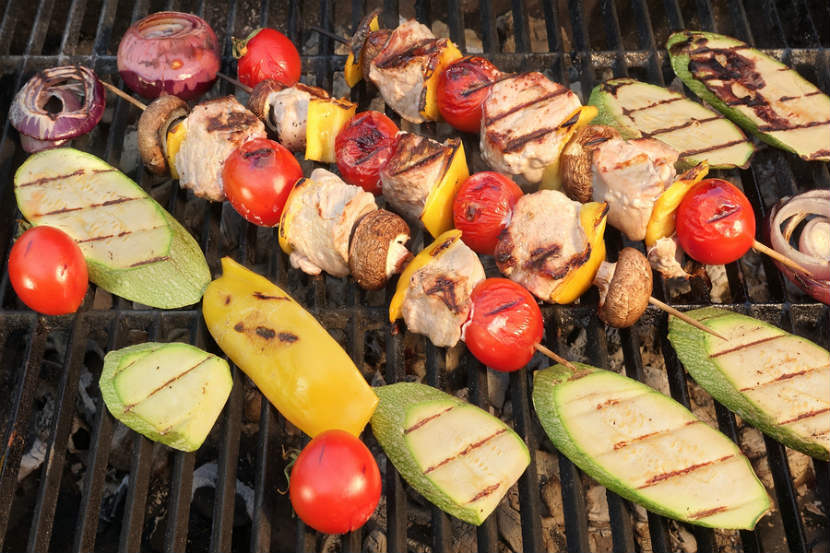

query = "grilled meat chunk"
[247,80,329,152]
[401,238,485,347]
[591,137,679,241]
[283,168,377,278]
[175,96,265,201]
[481,73,582,184]
[648,235,690,280]
[495,190,591,301]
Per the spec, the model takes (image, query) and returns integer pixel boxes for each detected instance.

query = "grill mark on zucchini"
[76,224,168,243]
[467,483,501,503]
[404,405,455,434]
[612,420,699,451]
[738,364,830,392]
[683,139,749,156]
[33,196,145,217]
[17,167,116,187]
[778,91,821,102]
[643,116,722,137]
[637,454,736,488]
[709,334,788,358]
[779,407,830,426]
[128,255,171,268]
[484,88,570,126]
[689,505,730,520]
[620,96,684,114]
[122,356,213,412]
[424,428,508,474]
[758,119,830,133]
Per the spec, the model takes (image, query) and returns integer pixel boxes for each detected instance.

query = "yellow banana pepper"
[305,97,357,163]
[644,162,709,248]
[203,257,378,437]
[420,139,469,238]
[550,201,608,304]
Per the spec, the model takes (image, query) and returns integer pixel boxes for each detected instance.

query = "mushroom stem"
[647,297,726,340]
[752,239,814,278]
[534,343,579,371]
[216,72,253,94]
[100,80,147,111]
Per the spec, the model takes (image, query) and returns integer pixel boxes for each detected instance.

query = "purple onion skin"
[20,134,69,153]
[117,12,220,100]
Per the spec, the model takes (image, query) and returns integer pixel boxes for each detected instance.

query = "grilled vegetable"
[100,342,232,452]
[344,9,381,87]
[14,148,210,309]
[667,31,830,162]
[305,96,358,163]
[371,383,530,525]
[668,307,830,461]
[589,78,754,169]
[202,257,378,437]
[533,363,771,529]
[137,94,189,175]
[644,162,709,248]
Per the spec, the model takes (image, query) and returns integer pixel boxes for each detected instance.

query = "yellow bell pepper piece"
[278,177,309,255]
[389,230,462,322]
[344,14,380,87]
[165,121,187,179]
[549,201,608,304]
[305,97,357,163]
[420,139,469,238]
[203,257,378,437]
[644,162,709,248]
[540,105,599,190]
[420,41,463,121]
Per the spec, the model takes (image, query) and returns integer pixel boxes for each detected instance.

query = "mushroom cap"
[349,209,412,290]
[599,247,653,328]
[560,125,621,203]
[137,94,189,175]
[247,79,286,124]
[361,30,392,82]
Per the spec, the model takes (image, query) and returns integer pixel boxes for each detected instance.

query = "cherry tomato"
[222,138,303,227]
[463,278,543,372]
[437,56,502,133]
[235,28,301,88]
[335,111,399,195]
[676,178,756,265]
[453,172,522,255]
[9,226,88,315]
[289,429,381,535]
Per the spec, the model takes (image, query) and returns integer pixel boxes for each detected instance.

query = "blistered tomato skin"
[335,111,400,195]
[437,56,501,133]
[9,226,88,315]
[235,28,301,88]
[289,430,382,535]
[676,178,756,266]
[464,278,544,372]
[453,172,522,255]
[222,138,303,227]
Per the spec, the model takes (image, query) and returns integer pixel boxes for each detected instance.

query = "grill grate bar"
[165,449,197,553]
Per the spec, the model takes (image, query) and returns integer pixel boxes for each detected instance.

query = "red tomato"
[9,226,88,315]
[437,56,501,133]
[235,28,301,88]
[289,430,381,535]
[222,138,303,227]
[453,172,522,255]
[676,178,756,265]
[335,111,399,194]
[463,278,544,372]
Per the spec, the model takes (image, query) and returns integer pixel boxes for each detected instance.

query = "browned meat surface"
[380,132,458,223]
[591,137,679,241]
[647,235,689,280]
[495,190,591,301]
[247,81,329,152]
[284,168,377,277]
[175,96,266,201]
[481,73,582,184]
[401,238,485,347]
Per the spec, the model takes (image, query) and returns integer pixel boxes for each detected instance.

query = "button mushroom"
[560,125,620,203]
[137,94,189,175]
[349,209,412,290]
[594,247,653,328]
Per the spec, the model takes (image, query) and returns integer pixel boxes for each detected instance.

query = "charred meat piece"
[495,190,591,301]
[283,168,377,278]
[175,96,265,201]
[247,80,329,152]
[647,234,690,280]
[591,137,679,241]
[401,238,485,347]
[481,72,582,184]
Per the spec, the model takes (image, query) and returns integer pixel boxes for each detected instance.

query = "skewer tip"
[648,297,727,341]
[534,343,579,371]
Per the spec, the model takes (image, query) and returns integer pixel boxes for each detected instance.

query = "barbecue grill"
[0,0,828,552]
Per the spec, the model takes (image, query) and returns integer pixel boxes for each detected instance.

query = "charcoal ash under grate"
[0,1,829,553]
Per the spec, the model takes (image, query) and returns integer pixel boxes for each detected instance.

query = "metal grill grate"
[0,1,828,552]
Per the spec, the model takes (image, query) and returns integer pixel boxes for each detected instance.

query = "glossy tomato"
[453,172,522,255]
[222,138,303,226]
[9,226,88,315]
[437,56,501,133]
[335,111,399,194]
[289,430,381,535]
[234,28,301,88]
[463,278,543,372]
[676,178,756,265]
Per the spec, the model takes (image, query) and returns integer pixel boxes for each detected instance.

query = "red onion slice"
[9,65,105,141]
[767,189,830,304]
[19,134,70,153]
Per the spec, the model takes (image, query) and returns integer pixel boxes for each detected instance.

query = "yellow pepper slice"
[420,139,469,238]
[305,97,357,163]
[420,41,463,121]
[549,201,608,304]
[203,257,378,437]
[644,162,709,248]
[344,13,380,87]
[389,229,462,322]
[277,177,309,255]
[165,121,187,179]
[540,105,599,190]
